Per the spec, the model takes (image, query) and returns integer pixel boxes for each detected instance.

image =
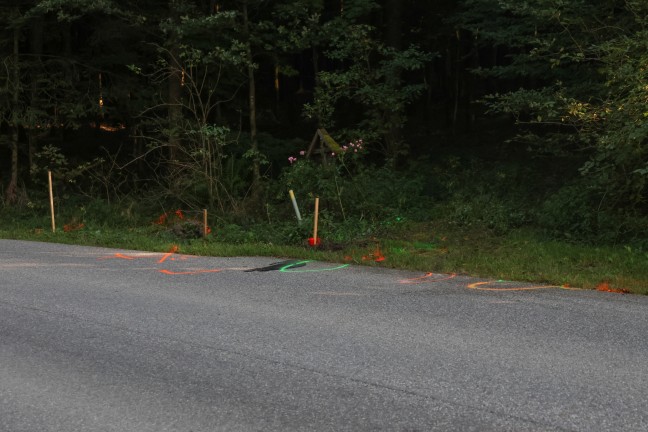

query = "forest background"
[1,0,647,293]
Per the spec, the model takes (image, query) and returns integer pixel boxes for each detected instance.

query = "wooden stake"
[203,209,208,238]
[313,197,319,243]
[48,170,55,233]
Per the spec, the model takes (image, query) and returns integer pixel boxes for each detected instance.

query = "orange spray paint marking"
[153,212,168,225]
[467,281,562,291]
[596,282,629,294]
[154,209,186,225]
[159,269,222,275]
[400,272,457,285]
[158,245,179,264]
[63,223,85,232]
[169,255,191,262]
[362,245,386,262]
[98,253,137,260]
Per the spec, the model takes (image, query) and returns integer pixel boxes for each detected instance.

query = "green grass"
[2,219,646,295]
[380,225,648,294]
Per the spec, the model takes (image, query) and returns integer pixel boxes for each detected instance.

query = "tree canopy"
[1,0,646,241]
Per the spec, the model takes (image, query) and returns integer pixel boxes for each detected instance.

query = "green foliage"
[0,8,99,132]
[31,145,104,188]
[458,0,648,231]
[431,160,535,235]
[214,221,310,245]
[448,196,532,236]
[306,24,432,154]
[538,184,648,246]
[1,0,645,249]
[279,139,433,234]
[29,0,123,21]
[126,4,258,212]
[274,0,432,157]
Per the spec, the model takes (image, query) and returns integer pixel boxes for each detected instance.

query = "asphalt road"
[1,239,647,431]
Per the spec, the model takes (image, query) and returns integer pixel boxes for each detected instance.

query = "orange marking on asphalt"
[169,255,191,261]
[399,272,457,284]
[0,263,96,268]
[98,253,136,260]
[467,281,564,291]
[158,245,179,264]
[159,269,222,275]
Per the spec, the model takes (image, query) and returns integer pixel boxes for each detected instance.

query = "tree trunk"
[5,23,21,205]
[384,0,404,162]
[28,16,44,180]
[312,46,322,128]
[166,1,183,165]
[167,43,182,163]
[385,0,402,51]
[242,0,261,201]
[452,30,462,134]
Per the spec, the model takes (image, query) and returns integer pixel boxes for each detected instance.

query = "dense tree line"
[0,0,646,240]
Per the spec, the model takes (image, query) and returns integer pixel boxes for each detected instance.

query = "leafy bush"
[446,194,532,235]
[278,140,432,227]
[538,183,648,245]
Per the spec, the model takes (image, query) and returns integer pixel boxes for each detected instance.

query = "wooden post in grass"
[48,171,56,233]
[313,197,319,244]
[203,209,208,238]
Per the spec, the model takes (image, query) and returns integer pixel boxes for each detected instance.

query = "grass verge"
[1,220,646,295]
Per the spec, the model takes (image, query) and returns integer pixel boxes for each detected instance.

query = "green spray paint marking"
[279,260,350,273]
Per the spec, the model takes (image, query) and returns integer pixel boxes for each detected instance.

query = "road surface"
[1,239,647,431]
